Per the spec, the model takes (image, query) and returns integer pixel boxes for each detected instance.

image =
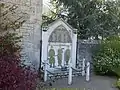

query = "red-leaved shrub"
[0,33,38,90]
[0,54,38,90]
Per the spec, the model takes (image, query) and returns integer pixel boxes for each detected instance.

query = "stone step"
[47,68,83,79]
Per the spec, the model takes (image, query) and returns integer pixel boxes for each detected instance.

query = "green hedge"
[93,35,120,75]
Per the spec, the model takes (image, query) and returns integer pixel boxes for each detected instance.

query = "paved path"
[48,75,118,90]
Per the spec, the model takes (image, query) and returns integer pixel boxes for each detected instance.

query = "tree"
[42,0,68,26]
[44,0,120,39]
[93,35,120,75]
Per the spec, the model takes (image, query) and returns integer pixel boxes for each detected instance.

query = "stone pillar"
[54,48,58,67]
[44,60,48,82]
[71,33,77,68]
[62,48,65,66]
[82,58,85,76]
[42,32,48,67]
[86,62,90,81]
[68,62,72,85]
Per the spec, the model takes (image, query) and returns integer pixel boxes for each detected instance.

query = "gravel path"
[48,75,118,90]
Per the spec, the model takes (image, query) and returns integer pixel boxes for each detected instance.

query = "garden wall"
[76,40,99,70]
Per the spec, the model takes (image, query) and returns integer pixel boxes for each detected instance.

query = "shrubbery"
[113,67,120,90]
[93,35,120,75]
[0,33,38,90]
[0,54,38,90]
[115,79,120,90]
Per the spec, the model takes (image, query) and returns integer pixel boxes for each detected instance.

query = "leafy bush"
[0,54,38,90]
[115,79,120,90]
[113,67,120,89]
[113,67,120,77]
[93,35,120,75]
[0,33,38,90]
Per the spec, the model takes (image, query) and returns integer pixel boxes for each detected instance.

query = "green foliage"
[113,67,120,90]
[115,79,120,90]
[113,67,120,77]
[93,35,120,75]
[44,0,120,39]
[42,0,67,27]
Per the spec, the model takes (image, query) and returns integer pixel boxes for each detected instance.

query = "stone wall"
[2,0,43,70]
[20,0,42,70]
[76,40,99,70]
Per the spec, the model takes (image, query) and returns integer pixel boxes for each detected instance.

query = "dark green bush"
[113,67,120,77]
[93,35,120,75]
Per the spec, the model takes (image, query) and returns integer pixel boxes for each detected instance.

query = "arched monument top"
[44,18,77,43]
[48,25,72,43]
[45,18,77,33]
